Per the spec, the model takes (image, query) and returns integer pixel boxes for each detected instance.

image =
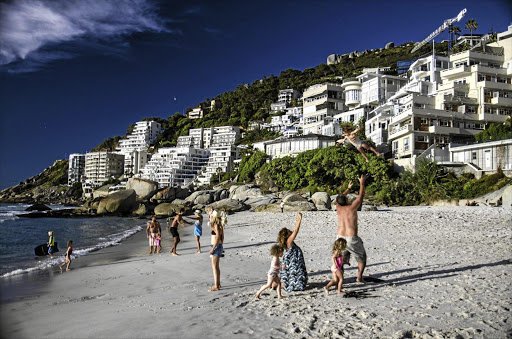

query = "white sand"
[1,206,511,338]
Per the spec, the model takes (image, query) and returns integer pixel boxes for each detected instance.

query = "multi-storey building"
[83,152,125,189]
[137,147,210,187]
[116,120,162,175]
[302,83,344,135]
[389,48,511,160]
[271,89,301,112]
[68,153,85,186]
[187,107,203,119]
[177,126,240,149]
[194,145,241,185]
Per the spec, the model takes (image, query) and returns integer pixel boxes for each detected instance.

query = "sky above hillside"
[0,0,511,189]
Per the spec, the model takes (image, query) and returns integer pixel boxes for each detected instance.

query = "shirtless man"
[169,208,186,256]
[146,216,161,254]
[336,174,367,283]
[336,126,380,162]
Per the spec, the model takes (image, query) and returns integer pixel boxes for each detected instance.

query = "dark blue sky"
[0,0,511,189]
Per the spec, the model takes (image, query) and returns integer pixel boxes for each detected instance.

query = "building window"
[404,138,409,151]
[472,152,477,160]
[393,141,398,153]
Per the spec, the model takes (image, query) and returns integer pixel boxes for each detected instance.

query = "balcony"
[490,96,512,106]
[390,109,413,124]
[428,125,462,135]
[438,82,469,93]
[441,65,471,80]
[477,81,512,91]
[389,124,412,138]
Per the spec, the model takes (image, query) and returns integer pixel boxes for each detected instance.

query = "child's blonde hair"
[332,238,347,257]
[270,244,284,257]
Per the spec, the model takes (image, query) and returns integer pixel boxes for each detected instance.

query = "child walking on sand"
[324,238,347,295]
[155,233,162,253]
[256,244,286,299]
[336,125,380,162]
[59,240,73,272]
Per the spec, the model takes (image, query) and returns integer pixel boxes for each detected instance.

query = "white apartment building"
[177,126,240,149]
[265,134,335,160]
[116,120,162,175]
[68,153,85,186]
[322,107,369,136]
[137,147,210,187]
[194,145,241,185]
[83,152,125,189]
[302,83,344,135]
[187,107,203,119]
[388,41,511,163]
[271,89,301,112]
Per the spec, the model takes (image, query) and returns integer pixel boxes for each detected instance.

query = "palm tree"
[449,25,462,48]
[465,19,479,46]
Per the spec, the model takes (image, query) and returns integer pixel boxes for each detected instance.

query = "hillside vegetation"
[10,40,508,206]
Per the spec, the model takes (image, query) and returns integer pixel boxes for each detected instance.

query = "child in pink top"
[324,238,347,295]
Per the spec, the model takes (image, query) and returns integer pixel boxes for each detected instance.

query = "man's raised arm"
[352,174,366,208]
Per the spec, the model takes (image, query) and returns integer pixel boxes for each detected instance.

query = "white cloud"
[0,0,169,70]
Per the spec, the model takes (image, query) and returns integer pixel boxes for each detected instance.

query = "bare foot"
[255,293,261,299]
[356,278,365,285]
[66,268,70,272]
[278,295,285,299]
[172,253,180,256]
[60,267,63,273]
[365,158,369,163]
[324,287,329,296]
[195,250,201,254]
[209,286,219,292]
[337,290,345,295]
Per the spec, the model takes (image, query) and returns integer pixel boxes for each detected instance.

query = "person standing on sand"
[59,240,73,272]
[209,214,224,291]
[335,125,380,162]
[280,201,284,213]
[146,216,161,254]
[278,212,308,291]
[336,174,367,283]
[169,209,186,256]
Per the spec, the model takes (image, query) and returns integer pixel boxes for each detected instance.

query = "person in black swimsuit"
[59,240,73,272]
[169,209,186,256]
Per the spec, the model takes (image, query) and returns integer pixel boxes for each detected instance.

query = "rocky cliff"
[0,160,82,205]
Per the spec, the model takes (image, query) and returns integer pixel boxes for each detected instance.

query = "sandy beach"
[1,206,511,338]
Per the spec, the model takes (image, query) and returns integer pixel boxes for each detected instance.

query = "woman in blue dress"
[277,212,308,291]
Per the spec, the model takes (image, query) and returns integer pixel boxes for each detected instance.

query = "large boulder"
[97,189,138,215]
[126,178,158,200]
[154,203,185,217]
[244,197,277,210]
[212,189,229,202]
[229,184,265,200]
[25,203,51,211]
[132,203,148,216]
[151,185,194,202]
[185,191,213,205]
[208,199,249,213]
[311,192,331,211]
[283,193,307,203]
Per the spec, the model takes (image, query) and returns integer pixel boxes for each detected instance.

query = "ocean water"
[0,203,144,277]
